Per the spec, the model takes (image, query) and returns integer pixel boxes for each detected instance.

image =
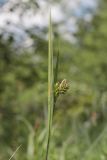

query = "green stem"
[45,11,54,160]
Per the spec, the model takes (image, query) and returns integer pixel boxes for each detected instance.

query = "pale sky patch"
[0,0,97,47]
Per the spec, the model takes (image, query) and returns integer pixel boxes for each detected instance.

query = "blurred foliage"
[0,0,107,159]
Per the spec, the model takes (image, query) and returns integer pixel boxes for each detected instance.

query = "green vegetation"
[0,0,107,160]
[46,14,69,160]
[46,13,54,160]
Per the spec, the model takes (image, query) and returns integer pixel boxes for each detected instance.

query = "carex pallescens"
[55,79,69,100]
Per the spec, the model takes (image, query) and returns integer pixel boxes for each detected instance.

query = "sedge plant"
[45,12,69,160]
[8,12,69,160]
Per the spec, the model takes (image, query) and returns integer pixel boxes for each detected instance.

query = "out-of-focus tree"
[72,0,107,91]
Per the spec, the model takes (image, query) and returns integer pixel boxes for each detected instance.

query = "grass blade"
[54,44,60,84]
[9,145,22,160]
[45,10,54,160]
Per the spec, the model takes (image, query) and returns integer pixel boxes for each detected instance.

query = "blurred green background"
[0,0,107,159]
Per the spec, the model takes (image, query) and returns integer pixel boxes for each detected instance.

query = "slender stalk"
[45,11,54,160]
[54,42,60,113]
[54,45,59,85]
[9,145,22,160]
[45,12,68,160]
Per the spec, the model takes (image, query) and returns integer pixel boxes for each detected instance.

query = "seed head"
[55,79,69,99]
